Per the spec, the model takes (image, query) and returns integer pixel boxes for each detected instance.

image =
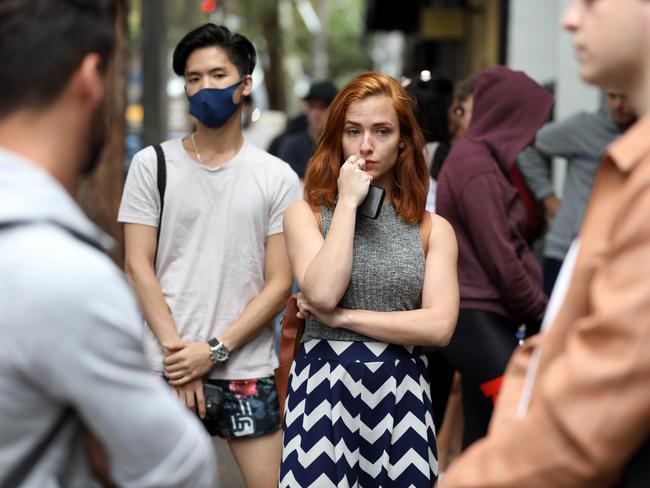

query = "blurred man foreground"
[0,1,215,486]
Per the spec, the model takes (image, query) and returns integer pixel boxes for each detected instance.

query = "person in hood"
[435,65,553,448]
[0,1,216,486]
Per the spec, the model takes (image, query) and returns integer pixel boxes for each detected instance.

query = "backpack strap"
[419,212,432,257]
[0,221,78,487]
[4,408,74,487]
[0,221,102,252]
[152,144,166,267]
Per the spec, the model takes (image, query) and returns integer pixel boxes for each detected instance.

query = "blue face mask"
[187,79,244,128]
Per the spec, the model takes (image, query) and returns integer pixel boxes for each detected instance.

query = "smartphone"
[358,185,386,219]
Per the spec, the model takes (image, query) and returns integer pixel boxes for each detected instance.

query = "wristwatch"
[208,338,230,364]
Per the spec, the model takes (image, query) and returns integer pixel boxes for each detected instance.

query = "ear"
[72,53,105,109]
[399,141,405,149]
[241,74,253,97]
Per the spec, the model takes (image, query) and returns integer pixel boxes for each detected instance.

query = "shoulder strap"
[0,221,83,486]
[4,408,74,487]
[153,144,166,267]
[419,212,432,256]
[0,221,102,252]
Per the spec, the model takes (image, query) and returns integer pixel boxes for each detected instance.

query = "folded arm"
[297,213,459,347]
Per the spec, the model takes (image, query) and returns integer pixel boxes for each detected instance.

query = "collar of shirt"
[608,115,650,173]
[0,147,113,252]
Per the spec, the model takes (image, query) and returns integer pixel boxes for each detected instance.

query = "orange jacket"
[442,116,650,487]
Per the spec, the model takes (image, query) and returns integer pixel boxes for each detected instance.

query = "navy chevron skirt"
[280,339,438,487]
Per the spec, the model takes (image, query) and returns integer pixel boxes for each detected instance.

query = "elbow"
[300,285,339,312]
[124,259,137,285]
[309,296,339,313]
[441,309,459,346]
[314,299,339,313]
[437,323,455,348]
[429,310,458,348]
[124,255,154,289]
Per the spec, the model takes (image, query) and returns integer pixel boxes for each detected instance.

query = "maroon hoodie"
[436,65,554,329]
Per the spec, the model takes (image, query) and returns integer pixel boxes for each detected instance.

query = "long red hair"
[303,71,429,224]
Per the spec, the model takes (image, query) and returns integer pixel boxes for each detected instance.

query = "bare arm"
[297,213,459,347]
[164,232,293,385]
[219,232,293,350]
[123,223,208,417]
[285,156,372,311]
[283,199,356,311]
[123,223,181,351]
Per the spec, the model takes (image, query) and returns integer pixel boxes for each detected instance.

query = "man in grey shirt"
[517,92,636,294]
[0,1,215,486]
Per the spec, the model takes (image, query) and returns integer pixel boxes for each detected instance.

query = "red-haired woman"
[279,72,459,487]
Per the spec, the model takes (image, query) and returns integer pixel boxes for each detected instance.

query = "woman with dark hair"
[404,73,453,212]
[279,71,459,487]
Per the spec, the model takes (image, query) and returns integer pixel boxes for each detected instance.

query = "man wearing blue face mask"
[118,24,301,487]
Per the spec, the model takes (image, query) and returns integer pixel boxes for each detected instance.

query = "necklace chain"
[190,132,203,165]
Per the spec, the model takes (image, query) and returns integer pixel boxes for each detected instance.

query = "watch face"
[213,343,230,362]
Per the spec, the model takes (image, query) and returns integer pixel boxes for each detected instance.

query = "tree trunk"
[261,2,286,111]
[76,0,129,267]
[142,0,168,146]
[312,0,331,80]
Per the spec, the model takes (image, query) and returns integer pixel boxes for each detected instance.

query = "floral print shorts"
[205,375,281,440]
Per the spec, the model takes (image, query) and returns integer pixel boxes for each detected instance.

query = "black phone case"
[358,185,386,219]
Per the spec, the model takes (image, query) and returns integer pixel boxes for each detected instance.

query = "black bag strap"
[0,221,79,487]
[0,221,102,252]
[153,144,166,267]
[4,408,74,487]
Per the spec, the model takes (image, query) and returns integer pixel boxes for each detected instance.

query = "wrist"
[161,337,183,353]
[334,308,350,329]
[337,197,359,210]
[207,337,231,364]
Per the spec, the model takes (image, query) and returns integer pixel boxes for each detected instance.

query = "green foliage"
[326,0,372,85]
[130,0,371,109]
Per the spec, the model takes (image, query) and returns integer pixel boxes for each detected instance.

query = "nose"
[561,0,581,33]
[359,135,373,156]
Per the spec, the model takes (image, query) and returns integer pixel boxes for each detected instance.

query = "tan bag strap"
[278,296,304,367]
[419,212,432,256]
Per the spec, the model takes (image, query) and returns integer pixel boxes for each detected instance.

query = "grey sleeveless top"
[302,203,425,342]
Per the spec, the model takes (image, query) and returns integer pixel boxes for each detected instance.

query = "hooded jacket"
[436,65,554,328]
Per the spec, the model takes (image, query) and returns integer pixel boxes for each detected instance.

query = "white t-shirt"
[118,138,301,379]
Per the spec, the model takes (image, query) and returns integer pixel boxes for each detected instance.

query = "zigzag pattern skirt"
[280,339,438,487]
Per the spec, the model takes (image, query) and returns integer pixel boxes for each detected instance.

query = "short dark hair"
[454,76,476,103]
[0,0,117,117]
[172,24,256,78]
